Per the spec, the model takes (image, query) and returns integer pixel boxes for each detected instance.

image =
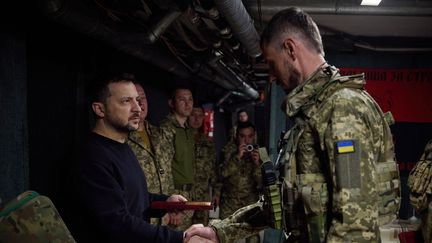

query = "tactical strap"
[0,191,39,217]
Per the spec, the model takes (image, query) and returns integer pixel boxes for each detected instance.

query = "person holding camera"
[219,121,262,221]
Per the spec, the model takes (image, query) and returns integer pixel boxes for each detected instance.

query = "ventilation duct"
[215,0,262,57]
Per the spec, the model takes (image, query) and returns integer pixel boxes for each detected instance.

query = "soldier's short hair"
[237,109,247,116]
[260,7,324,56]
[90,72,136,104]
[236,121,256,134]
[169,85,193,101]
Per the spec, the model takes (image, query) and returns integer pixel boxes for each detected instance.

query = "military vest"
[279,66,400,241]
[408,139,432,212]
[408,139,432,243]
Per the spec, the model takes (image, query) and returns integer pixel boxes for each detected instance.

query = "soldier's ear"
[283,38,296,61]
[168,99,174,108]
[92,102,105,118]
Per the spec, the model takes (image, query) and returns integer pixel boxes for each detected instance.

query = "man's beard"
[107,113,139,133]
[111,121,137,133]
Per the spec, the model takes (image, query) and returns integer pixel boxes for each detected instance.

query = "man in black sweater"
[73,73,187,243]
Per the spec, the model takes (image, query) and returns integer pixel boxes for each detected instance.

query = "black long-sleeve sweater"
[73,132,183,243]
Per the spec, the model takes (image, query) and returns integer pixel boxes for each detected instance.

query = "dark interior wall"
[326,49,432,219]
[0,24,28,202]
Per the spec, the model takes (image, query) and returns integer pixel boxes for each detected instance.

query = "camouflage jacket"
[193,130,221,201]
[192,130,221,225]
[408,139,432,243]
[219,141,262,219]
[127,121,174,195]
[210,64,400,243]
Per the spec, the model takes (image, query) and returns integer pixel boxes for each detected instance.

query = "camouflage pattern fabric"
[211,64,400,243]
[227,125,237,143]
[191,130,221,225]
[219,142,262,219]
[209,201,267,243]
[408,139,432,242]
[0,191,76,243]
[159,113,195,230]
[128,121,175,195]
[408,139,432,211]
[128,121,175,225]
[283,64,399,242]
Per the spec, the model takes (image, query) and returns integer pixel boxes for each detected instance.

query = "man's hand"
[237,143,247,160]
[184,224,219,243]
[251,149,261,166]
[167,194,188,203]
[166,194,187,225]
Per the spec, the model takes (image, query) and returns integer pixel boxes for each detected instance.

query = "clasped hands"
[165,195,219,242]
[184,224,219,243]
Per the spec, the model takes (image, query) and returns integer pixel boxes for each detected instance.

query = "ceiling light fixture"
[360,0,382,6]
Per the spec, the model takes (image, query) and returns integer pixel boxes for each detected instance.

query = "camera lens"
[246,144,254,152]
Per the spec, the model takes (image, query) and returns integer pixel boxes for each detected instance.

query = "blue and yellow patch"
[336,140,355,154]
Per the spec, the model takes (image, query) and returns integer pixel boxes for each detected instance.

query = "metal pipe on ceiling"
[146,10,182,43]
[247,4,432,23]
[214,0,262,57]
[41,0,260,100]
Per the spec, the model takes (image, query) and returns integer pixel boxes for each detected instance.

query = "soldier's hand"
[251,149,261,166]
[237,143,247,160]
[184,224,219,243]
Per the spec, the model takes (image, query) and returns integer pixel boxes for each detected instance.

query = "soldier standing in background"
[219,121,262,243]
[127,82,175,225]
[228,109,250,141]
[184,7,400,243]
[408,139,432,243]
[219,121,262,220]
[188,105,221,225]
[160,87,196,230]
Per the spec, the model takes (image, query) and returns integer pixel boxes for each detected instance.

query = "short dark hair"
[260,7,324,56]
[170,86,193,100]
[236,121,256,134]
[237,109,247,116]
[90,73,136,103]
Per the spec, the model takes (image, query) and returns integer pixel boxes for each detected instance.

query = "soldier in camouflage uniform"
[408,139,432,243]
[188,105,221,225]
[220,121,262,220]
[184,7,400,243]
[227,109,249,142]
[160,87,196,230]
[127,83,175,225]
[220,121,262,243]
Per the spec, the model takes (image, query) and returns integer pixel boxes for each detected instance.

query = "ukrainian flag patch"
[336,140,355,154]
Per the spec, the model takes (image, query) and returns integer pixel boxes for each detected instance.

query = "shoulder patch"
[336,140,355,154]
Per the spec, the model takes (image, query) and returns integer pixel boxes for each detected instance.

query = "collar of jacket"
[166,112,190,129]
[128,121,155,152]
[282,63,339,118]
